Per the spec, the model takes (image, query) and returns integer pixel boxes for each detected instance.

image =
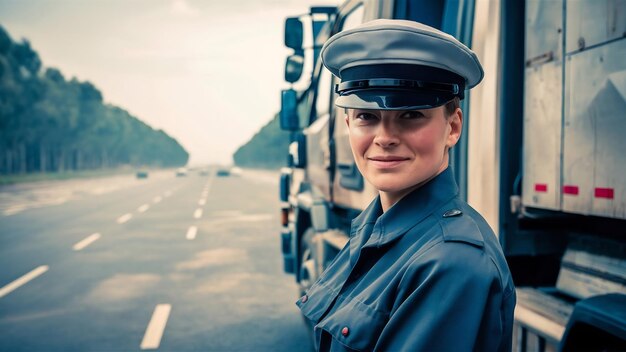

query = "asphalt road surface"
[0,169,312,352]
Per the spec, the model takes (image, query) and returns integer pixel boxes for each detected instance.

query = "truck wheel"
[298,228,317,296]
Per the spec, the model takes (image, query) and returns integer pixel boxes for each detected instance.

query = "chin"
[369,175,417,193]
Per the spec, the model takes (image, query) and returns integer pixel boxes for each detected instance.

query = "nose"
[373,119,400,148]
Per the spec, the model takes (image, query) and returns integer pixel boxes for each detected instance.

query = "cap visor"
[335,89,454,110]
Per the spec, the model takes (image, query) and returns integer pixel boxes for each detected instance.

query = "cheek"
[407,126,447,154]
[348,127,372,156]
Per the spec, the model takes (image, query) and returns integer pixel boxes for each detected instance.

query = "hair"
[444,97,461,117]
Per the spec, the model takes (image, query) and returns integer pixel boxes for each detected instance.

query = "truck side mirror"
[284,17,304,50]
[280,89,299,131]
[285,54,304,83]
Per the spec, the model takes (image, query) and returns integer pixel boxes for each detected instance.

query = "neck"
[379,160,449,212]
[379,182,422,212]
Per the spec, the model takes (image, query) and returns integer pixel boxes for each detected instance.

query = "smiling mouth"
[367,156,410,169]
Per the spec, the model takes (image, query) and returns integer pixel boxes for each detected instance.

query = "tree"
[0,25,189,175]
[233,113,290,169]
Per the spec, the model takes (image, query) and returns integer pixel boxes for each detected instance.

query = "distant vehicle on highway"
[216,168,230,177]
[136,170,149,179]
[199,168,210,176]
[216,166,241,177]
[175,167,188,177]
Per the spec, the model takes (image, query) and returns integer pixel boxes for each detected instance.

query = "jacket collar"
[351,167,459,247]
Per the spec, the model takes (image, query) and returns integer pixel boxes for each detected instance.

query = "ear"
[446,108,463,148]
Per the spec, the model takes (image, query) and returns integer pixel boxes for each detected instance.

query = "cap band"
[335,79,460,96]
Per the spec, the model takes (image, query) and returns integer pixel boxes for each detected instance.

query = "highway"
[0,169,312,351]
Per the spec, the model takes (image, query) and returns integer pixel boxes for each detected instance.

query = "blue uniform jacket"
[297,168,516,351]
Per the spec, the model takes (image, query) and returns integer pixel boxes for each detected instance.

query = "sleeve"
[374,241,503,352]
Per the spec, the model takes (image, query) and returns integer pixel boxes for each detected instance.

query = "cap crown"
[321,19,483,88]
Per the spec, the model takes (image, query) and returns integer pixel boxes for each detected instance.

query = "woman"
[297,19,516,351]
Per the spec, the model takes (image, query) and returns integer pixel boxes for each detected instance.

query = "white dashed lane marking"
[153,196,162,204]
[200,177,214,200]
[193,208,203,219]
[198,199,206,206]
[186,226,198,240]
[140,304,172,350]
[138,204,150,213]
[117,213,133,224]
[73,233,101,251]
[0,265,49,299]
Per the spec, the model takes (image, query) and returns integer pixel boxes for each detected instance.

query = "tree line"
[0,25,188,174]
[233,112,290,169]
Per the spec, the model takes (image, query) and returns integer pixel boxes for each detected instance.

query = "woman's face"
[346,106,462,202]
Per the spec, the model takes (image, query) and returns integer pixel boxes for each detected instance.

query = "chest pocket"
[316,297,388,352]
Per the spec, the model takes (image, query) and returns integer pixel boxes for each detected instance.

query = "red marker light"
[563,185,579,195]
[594,188,614,199]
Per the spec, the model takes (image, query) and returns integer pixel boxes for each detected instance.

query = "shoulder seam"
[436,212,484,247]
[399,236,445,284]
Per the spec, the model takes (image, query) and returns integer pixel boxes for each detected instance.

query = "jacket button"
[341,327,349,337]
[443,209,462,217]
[300,295,308,303]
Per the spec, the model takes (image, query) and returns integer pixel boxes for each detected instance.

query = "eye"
[399,111,425,119]
[354,112,379,122]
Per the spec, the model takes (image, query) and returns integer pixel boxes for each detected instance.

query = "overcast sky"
[0,0,340,166]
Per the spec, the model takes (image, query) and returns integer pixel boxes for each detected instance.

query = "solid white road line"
[73,233,101,251]
[3,196,67,216]
[186,226,198,240]
[4,205,26,216]
[140,304,172,350]
[117,213,133,224]
[153,196,162,204]
[138,204,150,213]
[193,208,203,219]
[0,265,49,299]
[198,199,206,206]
